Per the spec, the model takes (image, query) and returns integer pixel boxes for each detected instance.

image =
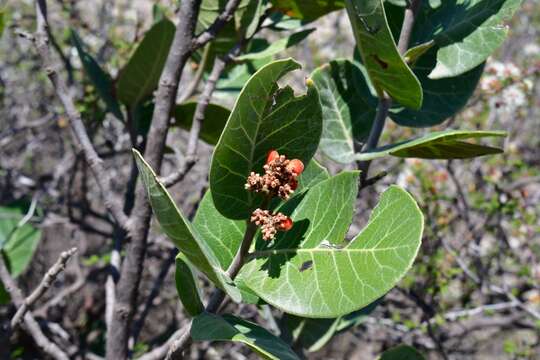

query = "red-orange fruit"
[287,159,304,175]
[290,179,298,190]
[266,150,279,164]
[278,218,293,231]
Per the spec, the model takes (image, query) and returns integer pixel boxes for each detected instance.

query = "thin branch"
[11,247,77,329]
[0,252,70,360]
[107,0,205,357]
[161,43,242,188]
[192,0,243,49]
[178,43,211,103]
[31,0,129,230]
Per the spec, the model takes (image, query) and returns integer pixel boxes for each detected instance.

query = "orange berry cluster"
[245,150,304,240]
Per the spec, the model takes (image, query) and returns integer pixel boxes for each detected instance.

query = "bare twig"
[31,0,129,230]
[161,43,242,188]
[0,252,70,360]
[192,0,243,49]
[11,247,77,329]
[178,43,211,103]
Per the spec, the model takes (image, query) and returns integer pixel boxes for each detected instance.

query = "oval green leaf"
[241,183,423,318]
[310,59,377,163]
[192,312,300,360]
[0,205,41,277]
[175,253,205,317]
[345,0,422,109]
[133,150,241,302]
[355,130,506,161]
[422,0,523,79]
[71,30,124,120]
[209,58,323,220]
[117,19,175,107]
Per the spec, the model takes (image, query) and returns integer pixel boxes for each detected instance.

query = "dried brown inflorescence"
[250,208,293,241]
[244,150,303,201]
[245,150,302,240]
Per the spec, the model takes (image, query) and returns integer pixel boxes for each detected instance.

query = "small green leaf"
[422,0,523,79]
[175,253,205,317]
[270,0,344,22]
[310,59,377,163]
[192,312,300,360]
[356,130,506,161]
[133,150,241,302]
[71,30,124,120]
[172,102,231,145]
[0,205,41,278]
[241,183,423,318]
[379,344,425,360]
[404,41,435,65]
[117,19,175,107]
[236,29,315,61]
[209,58,322,220]
[345,0,423,109]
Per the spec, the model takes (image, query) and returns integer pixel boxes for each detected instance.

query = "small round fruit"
[266,150,279,164]
[278,218,293,231]
[287,159,304,176]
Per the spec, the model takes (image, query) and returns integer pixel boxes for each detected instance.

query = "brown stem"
[108,0,244,357]
[32,0,129,230]
[0,251,70,360]
[11,248,77,329]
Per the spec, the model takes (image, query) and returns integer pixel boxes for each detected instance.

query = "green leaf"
[283,299,379,352]
[192,312,300,360]
[214,57,272,100]
[0,205,41,278]
[175,253,205,316]
[172,102,231,145]
[117,19,175,107]
[236,29,315,61]
[403,41,435,65]
[389,47,485,127]
[310,59,377,163]
[70,30,124,120]
[296,160,330,193]
[133,150,241,302]
[379,345,425,360]
[422,0,523,79]
[345,0,422,109]
[270,0,345,22]
[240,182,423,318]
[209,58,323,220]
[356,130,506,161]
[193,191,246,270]
[194,160,329,271]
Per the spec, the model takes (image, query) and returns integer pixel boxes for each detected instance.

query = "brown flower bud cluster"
[244,150,304,201]
[250,209,293,241]
[245,150,303,241]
